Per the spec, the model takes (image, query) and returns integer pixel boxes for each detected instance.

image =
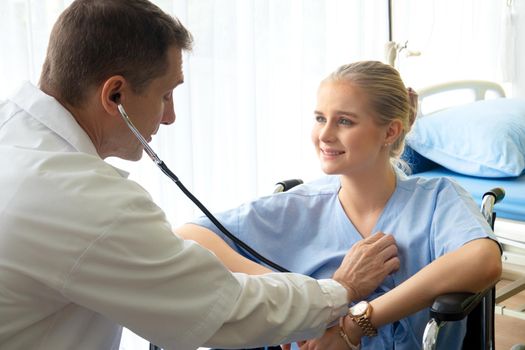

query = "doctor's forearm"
[205,273,348,348]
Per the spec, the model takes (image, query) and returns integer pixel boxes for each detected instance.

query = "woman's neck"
[338,165,397,237]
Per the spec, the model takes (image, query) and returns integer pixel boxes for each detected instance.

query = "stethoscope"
[116,101,290,273]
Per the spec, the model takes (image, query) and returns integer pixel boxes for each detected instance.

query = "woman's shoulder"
[244,175,341,213]
[399,171,462,191]
[398,172,472,204]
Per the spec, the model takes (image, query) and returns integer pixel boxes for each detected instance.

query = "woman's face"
[311,79,390,176]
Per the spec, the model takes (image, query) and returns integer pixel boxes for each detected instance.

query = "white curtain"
[392,0,508,89]
[0,0,508,348]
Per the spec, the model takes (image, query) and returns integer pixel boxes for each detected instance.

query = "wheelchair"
[151,181,504,350]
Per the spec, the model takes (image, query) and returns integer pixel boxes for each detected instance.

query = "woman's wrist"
[339,316,362,349]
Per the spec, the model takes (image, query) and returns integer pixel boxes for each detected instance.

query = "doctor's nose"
[161,101,176,125]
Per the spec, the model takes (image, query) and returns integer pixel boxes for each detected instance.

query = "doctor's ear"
[100,75,126,114]
[111,93,121,103]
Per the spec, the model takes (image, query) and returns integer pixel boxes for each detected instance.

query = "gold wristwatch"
[348,301,378,337]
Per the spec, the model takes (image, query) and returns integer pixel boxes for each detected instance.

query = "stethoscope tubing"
[117,104,290,273]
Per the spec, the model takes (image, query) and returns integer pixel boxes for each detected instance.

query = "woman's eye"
[315,115,326,123]
[339,118,353,126]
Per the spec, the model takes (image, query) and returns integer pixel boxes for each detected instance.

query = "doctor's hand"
[296,326,347,350]
[332,232,399,302]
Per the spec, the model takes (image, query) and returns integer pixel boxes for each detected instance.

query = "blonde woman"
[177,61,501,350]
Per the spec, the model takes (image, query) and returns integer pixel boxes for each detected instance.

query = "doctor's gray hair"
[40,0,193,107]
[325,61,417,160]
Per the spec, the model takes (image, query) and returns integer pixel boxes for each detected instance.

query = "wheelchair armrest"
[429,288,491,322]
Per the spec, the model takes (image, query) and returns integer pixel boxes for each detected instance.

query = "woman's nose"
[319,123,335,142]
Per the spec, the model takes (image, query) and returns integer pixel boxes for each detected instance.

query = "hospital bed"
[405,80,525,326]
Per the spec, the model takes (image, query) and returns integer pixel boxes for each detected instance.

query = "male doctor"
[0,0,399,349]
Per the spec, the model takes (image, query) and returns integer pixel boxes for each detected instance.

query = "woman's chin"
[320,165,340,175]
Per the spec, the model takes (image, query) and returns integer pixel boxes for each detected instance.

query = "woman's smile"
[321,148,345,159]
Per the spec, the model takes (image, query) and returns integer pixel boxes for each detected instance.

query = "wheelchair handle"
[482,187,505,204]
[274,179,304,193]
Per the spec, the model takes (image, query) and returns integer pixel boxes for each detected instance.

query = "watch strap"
[354,314,378,337]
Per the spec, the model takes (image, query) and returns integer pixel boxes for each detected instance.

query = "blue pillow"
[406,98,525,178]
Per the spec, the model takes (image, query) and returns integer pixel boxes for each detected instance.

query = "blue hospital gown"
[190,172,496,350]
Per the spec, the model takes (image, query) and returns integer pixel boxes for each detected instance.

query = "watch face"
[350,301,368,316]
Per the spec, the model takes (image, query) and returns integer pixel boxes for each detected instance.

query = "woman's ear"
[100,76,126,115]
[384,119,403,145]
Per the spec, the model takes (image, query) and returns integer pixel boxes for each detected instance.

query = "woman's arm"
[343,237,502,345]
[176,223,272,275]
[298,238,501,350]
